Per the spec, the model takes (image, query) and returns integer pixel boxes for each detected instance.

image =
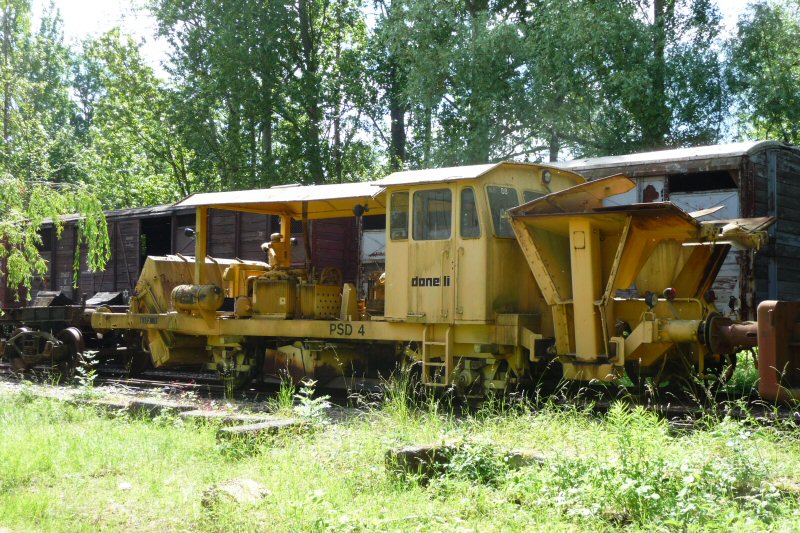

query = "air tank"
[171,284,224,313]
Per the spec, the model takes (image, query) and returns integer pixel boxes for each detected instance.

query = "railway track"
[0,360,382,405]
[2,359,798,433]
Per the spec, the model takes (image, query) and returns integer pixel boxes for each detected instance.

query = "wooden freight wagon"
[556,141,800,320]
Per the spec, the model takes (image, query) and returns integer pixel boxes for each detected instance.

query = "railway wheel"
[55,327,85,380]
[3,327,32,371]
[220,348,263,396]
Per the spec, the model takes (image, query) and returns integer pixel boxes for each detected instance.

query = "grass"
[2,379,800,532]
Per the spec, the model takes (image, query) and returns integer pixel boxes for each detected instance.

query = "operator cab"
[377,162,584,325]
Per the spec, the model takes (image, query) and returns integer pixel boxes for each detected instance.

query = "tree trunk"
[549,128,560,162]
[645,0,672,149]
[423,105,432,165]
[1,4,13,159]
[464,0,490,164]
[225,96,242,188]
[260,89,273,184]
[298,0,325,184]
[388,62,405,170]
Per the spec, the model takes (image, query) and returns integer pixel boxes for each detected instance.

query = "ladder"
[421,325,453,387]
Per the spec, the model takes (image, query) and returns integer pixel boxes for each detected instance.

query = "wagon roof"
[175,181,386,219]
[377,161,580,186]
[553,140,796,173]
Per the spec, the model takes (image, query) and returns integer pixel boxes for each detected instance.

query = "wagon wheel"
[55,327,85,380]
[3,327,32,372]
[221,349,264,395]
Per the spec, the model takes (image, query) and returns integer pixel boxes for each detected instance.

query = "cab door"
[407,186,455,323]
[454,185,488,322]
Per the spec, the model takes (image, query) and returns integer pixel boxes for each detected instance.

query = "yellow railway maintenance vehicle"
[91,162,800,399]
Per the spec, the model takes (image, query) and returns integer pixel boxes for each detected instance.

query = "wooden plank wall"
[239,212,272,261]
[776,151,800,298]
[0,257,25,308]
[54,225,76,299]
[54,218,141,303]
[207,210,277,262]
[311,218,360,284]
[205,210,358,281]
[751,148,800,303]
[112,219,140,294]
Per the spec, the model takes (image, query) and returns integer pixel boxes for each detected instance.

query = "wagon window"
[487,186,519,238]
[460,187,480,238]
[389,192,409,240]
[523,190,544,203]
[413,189,452,241]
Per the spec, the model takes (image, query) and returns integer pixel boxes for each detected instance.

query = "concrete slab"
[68,397,131,413]
[127,399,196,417]
[386,443,548,481]
[385,444,456,480]
[180,409,273,425]
[216,418,306,441]
[505,449,547,469]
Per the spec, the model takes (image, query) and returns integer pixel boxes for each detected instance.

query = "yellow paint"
[568,218,604,361]
[91,164,774,391]
[194,207,208,285]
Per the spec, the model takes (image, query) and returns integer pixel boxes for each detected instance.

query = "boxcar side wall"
[54,225,77,299]
[752,148,800,302]
[776,151,800,299]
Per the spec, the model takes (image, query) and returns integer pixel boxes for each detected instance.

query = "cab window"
[389,192,409,240]
[523,190,544,203]
[460,187,480,238]
[413,189,451,240]
[486,186,519,238]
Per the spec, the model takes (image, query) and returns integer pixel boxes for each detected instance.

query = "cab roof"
[377,161,584,187]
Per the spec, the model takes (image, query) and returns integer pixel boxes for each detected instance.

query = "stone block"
[180,409,272,425]
[216,418,306,441]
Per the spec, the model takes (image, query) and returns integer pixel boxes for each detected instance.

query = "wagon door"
[407,187,455,323]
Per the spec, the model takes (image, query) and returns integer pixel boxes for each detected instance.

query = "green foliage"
[0,1,108,298]
[293,378,331,423]
[4,391,800,531]
[380,366,420,424]
[729,0,800,144]
[74,350,99,390]
[506,403,787,528]
[0,176,109,295]
[275,374,296,413]
[439,442,512,486]
[152,0,378,189]
[76,30,198,208]
[368,0,729,167]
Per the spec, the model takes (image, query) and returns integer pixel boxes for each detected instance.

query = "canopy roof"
[377,161,583,186]
[175,181,386,219]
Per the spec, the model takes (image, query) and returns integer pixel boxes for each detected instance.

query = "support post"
[569,218,603,361]
[279,214,292,267]
[195,207,208,285]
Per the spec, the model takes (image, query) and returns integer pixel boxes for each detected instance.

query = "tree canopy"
[729,0,800,143]
[0,0,108,298]
[1,0,798,297]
